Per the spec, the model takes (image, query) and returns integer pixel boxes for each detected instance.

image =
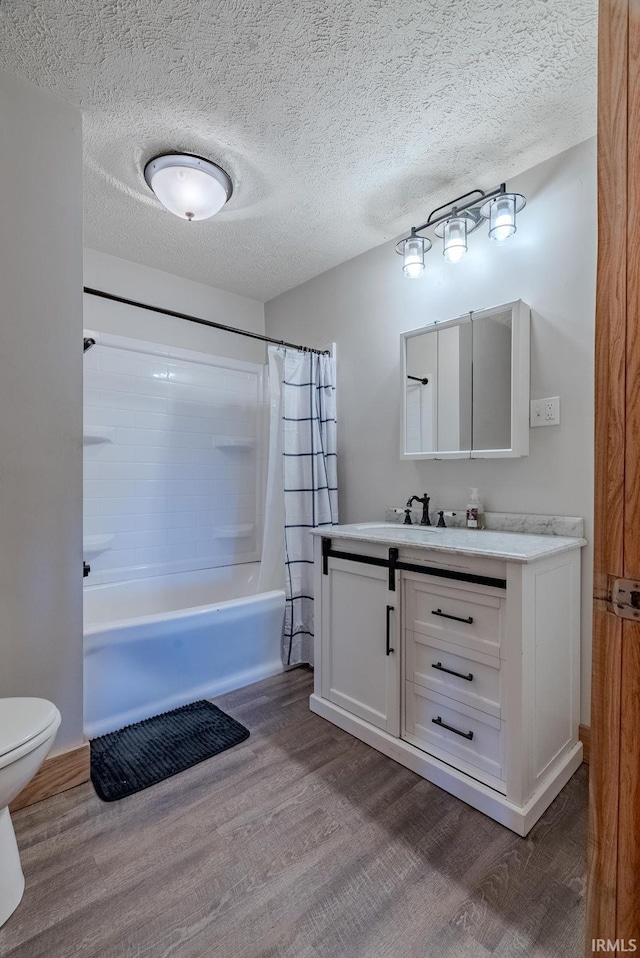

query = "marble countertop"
[311,522,587,563]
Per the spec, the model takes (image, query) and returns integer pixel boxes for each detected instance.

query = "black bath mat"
[90,700,250,802]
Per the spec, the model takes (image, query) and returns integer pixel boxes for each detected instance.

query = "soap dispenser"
[466,488,485,530]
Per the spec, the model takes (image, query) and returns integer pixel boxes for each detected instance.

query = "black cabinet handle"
[432,608,473,625]
[432,716,474,740]
[386,605,395,655]
[432,661,473,682]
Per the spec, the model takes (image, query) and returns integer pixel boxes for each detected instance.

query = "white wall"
[0,72,84,752]
[266,138,596,723]
[84,249,266,364]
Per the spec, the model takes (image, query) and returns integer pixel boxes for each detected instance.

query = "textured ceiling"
[0,0,597,302]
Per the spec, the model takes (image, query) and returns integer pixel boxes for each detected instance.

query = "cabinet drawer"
[404,683,504,782]
[405,632,501,718]
[405,578,503,658]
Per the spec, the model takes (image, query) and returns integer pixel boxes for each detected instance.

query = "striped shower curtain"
[261,346,338,667]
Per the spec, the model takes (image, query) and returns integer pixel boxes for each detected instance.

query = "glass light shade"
[442,216,468,264]
[402,236,428,279]
[489,194,516,242]
[144,154,233,221]
[480,191,526,243]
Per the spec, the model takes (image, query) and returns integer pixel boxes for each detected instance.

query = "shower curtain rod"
[83,287,331,355]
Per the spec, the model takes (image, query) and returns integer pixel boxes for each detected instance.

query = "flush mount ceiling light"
[395,183,526,277]
[143,153,233,221]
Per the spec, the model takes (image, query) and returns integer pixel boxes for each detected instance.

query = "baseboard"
[579,724,591,764]
[10,742,90,812]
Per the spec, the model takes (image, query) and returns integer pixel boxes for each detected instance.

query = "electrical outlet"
[544,397,560,423]
[530,397,560,427]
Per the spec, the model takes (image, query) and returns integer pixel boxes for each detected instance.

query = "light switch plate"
[530,396,560,427]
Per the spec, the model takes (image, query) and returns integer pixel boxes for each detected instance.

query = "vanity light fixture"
[397,233,432,279]
[435,211,480,264]
[143,153,233,221]
[396,183,526,277]
[480,191,526,243]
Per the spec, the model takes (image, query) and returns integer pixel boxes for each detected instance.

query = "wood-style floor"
[1,668,587,958]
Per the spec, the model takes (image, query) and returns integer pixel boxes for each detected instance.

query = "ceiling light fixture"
[143,153,233,221]
[396,183,526,277]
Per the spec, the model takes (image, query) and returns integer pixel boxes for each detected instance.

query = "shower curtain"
[259,346,338,667]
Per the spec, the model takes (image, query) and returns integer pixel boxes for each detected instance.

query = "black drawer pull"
[432,716,474,740]
[432,608,473,625]
[432,661,473,682]
[386,605,395,655]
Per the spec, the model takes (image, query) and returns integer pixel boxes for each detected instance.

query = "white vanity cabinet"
[310,525,585,836]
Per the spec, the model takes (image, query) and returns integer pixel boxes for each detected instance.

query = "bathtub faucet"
[406,494,431,526]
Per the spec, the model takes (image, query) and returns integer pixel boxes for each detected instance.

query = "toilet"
[0,698,61,927]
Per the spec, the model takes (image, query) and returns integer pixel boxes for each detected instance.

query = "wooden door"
[588,0,640,943]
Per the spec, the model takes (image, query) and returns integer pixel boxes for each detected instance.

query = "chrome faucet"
[406,493,431,526]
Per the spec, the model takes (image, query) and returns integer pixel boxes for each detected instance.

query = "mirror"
[405,317,472,455]
[471,306,513,451]
[401,300,530,459]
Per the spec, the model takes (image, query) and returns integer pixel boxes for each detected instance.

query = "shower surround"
[83,330,265,584]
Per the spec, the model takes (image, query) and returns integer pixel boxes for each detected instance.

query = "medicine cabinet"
[400,300,530,459]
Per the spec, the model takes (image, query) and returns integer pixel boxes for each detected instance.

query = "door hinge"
[608,576,640,620]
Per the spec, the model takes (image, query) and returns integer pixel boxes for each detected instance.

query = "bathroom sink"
[351,523,440,534]
[351,523,393,531]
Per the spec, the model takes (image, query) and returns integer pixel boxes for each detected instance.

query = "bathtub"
[83,563,285,738]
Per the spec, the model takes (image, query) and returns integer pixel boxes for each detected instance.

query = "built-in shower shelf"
[83,534,115,560]
[212,524,254,540]
[83,426,115,445]
[212,437,256,450]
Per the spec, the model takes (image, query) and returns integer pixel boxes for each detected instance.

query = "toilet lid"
[0,698,59,758]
